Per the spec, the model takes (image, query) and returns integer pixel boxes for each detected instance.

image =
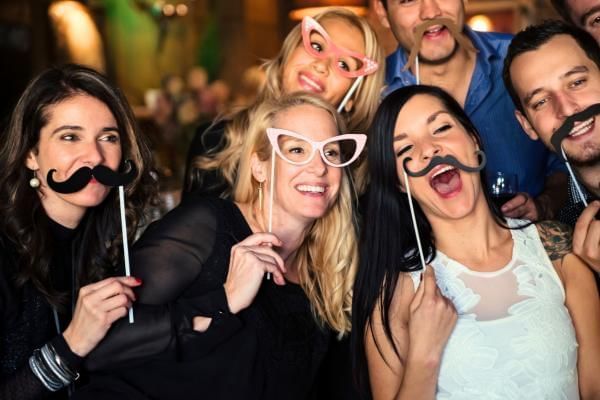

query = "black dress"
[0,218,84,400]
[77,196,331,400]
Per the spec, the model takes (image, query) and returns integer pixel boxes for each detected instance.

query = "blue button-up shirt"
[384,27,566,197]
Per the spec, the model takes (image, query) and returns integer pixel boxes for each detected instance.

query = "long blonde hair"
[191,8,384,196]
[234,93,358,335]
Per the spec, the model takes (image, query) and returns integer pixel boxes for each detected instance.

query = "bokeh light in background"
[163,3,175,17]
[468,14,494,32]
[467,14,494,32]
[48,1,105,72]
[175,4,188,17]
[289,0,367,20]
[289,6,367,19]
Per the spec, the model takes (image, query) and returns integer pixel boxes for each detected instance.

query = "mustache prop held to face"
[47,160,138,323]
[550,103,600,207]
[402,150,487,274]
[403,18,477,84]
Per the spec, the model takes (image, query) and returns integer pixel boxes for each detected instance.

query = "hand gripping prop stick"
[47,160,138,323]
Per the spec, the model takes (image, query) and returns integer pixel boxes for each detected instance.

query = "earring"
[29,170,40,188]
[258,181,264,211]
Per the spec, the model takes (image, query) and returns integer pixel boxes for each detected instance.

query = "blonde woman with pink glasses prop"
[76,93,365,400]
[184,8,383,199]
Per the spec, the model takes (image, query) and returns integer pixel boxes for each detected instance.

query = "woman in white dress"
[352,85,600,400]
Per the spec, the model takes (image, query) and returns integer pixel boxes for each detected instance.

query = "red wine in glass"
[491,192,517,208]
[489,172,518,210]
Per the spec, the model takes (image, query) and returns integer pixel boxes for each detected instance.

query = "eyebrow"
[51,125,82,136]
[393,110,450,142]
[523,65,589,106]
[426,110,449,124]
[393,133,407,142]
[51,125,119,136]
[580,5,600,26]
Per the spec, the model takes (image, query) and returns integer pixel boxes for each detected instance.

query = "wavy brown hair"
[0,64,157,308]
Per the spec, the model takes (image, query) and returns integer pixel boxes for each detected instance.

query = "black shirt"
[78,196,331,400]
[0,217,83,400]
[182,120,231,199]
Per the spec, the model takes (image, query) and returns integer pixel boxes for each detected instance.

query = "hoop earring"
[29,170,40,188]
[258,181,264,211]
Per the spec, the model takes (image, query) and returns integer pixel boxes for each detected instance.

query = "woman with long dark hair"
[0,64,156,399]
[352,85,600,399]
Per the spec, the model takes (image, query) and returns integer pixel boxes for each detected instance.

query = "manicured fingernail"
[134,277,142,284]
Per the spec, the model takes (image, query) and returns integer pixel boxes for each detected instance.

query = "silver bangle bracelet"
[28,343,80,392]
[46,342,79,379]
[40,345,71,386]
[29,350,62,392]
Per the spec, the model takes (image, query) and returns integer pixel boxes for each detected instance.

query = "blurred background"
[0,0,560,200]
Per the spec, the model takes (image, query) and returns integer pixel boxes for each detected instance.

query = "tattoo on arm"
[537,220,573,261]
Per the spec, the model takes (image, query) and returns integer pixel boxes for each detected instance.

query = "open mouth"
[299,73,324,93]
[429,165,461,197]
[296,184,327,195]
[424,25,447,38]
[568,117,594,139]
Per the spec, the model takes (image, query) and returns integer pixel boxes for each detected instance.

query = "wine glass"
[489,171,518,209]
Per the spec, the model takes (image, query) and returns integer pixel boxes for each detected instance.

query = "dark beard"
[568,143,600,168]
[417,40,459,66]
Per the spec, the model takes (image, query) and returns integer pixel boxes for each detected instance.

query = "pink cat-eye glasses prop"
[266,128,367,168]
[301,16,379,79]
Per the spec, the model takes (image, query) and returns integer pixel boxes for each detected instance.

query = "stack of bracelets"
[29,343,79,392]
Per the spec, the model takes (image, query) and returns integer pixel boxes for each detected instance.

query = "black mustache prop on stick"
[550,103,600,158]
[400,150,487,277]
[549,103,600,211]
[47,160,138,323]
[46,160,137,193]
[403,150,487,177]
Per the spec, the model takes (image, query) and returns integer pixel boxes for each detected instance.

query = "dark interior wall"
[0,0,54,129]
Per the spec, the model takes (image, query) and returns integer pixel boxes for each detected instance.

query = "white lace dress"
[409,220,579,400]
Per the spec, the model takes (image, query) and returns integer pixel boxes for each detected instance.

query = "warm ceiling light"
[468,15,493,32]
[289,6,367,20]
[175,3,188,16]
[48,1,105,71]
[163,3,175,16]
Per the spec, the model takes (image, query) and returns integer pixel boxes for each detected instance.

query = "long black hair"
[351,85,505,397]
[0,64,157,308]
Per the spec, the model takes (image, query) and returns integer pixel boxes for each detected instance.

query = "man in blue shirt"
[503,20,600,270]
[373,0,567,220]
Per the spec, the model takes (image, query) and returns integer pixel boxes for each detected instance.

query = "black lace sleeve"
[85,198,243,371]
